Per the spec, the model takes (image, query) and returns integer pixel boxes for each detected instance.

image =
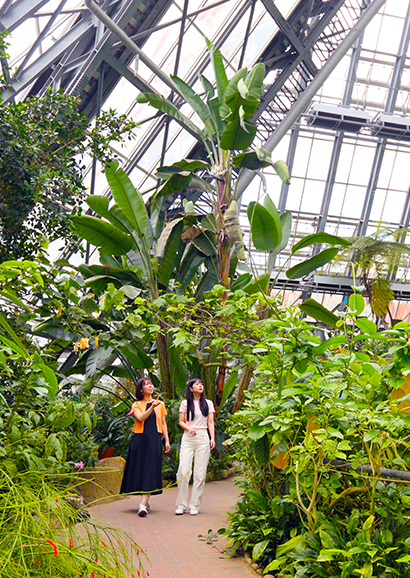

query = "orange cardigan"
[131,400,167,434]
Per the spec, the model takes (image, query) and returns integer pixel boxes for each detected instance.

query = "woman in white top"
[175,378,215,515]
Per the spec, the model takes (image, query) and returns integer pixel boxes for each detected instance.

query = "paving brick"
[90,477,256,577]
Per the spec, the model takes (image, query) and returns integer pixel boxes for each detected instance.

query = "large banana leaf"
[220,119,257,151]
[247,201,281,252]
[105,161,147,239]
[286,247,340,279]
[119,343,154,369]
[137,92,202,137]
[171,75,217,139]
[195,258,218,302]
[243,272,270,295]
[86,196,133,235]
[155,217,185,258]
[244,62,265,99]
[71,215,134,255]
[206,39,228,107]
[299,298,339,329]
[176,245,206,292]
[263,196,282,243]
[276,211,292,253]
[232,150,270,169]
[157,221,184,288]
[292,232,352,254]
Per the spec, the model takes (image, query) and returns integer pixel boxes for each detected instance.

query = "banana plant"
[70,161,220,397]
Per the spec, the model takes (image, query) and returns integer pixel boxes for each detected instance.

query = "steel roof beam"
[235,0,387,202]
[0,0,49,32]
[1,15,93,101]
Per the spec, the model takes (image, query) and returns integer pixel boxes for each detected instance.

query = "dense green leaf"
[349,293,365,315]
[243,272,270,295]
[299,298,339,328]
[71,215,134,255]
[247,202,281,252]
[252,540,270,562]
[254,434,270,466]
[119,344,154,369]
[232,151,270,169]
[171,75,217,139]
[356,317,377,335]
[231,273,252,291]
[286,247,340,279]
[276,211,292,253]
[195,260,219,302]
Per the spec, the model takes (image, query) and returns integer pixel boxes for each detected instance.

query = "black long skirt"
[120,404,163,495]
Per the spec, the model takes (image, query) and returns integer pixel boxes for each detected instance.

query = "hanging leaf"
[243,272,270,295]
[176,246,206,292]
[272,160,290,184]
[232,150,270,169]
[71,215,134,255]
[371,276,394,317]
[219,367,239,410]
[276,211,292,253]
[263,196,282,246]
[286,247,339,279]
[349,293,365,315]
[299,298,339,328]
[244,63,265,99]
[155,217,185,258]
[119,344,154,369]
[195,259,218,302]
[247,202,281,252]
[292,232,352,254]
[231,273,252,291]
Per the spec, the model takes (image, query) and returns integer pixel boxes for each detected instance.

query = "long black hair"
[135,378,151,401]
[186,379,208,421]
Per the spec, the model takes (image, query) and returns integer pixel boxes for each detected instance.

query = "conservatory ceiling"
[2,0,410,305]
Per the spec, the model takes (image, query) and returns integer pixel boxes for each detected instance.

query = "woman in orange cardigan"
[120,378,170,517]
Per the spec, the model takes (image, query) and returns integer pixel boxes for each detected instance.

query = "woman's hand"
[165,441,171,453]
[210,438,215,450]
[188,427,197,437]
[152,397,162,407]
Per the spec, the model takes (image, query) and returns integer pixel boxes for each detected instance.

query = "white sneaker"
[146,502,151,511]
[175,506,185,515]
[189,507,199,516]
[138,504,148,517]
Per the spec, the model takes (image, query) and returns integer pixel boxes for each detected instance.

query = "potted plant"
[92,414,128,459]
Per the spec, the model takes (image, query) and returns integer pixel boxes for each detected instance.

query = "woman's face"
[190,380,204,395]
[142,380,154,395]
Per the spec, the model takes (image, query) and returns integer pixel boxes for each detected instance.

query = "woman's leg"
[189,431,211,511]
[176,433,195,510]
[141,493,150,506]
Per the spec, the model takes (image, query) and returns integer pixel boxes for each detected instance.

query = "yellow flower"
[74,342,79,352]
[57,303,63,317]
[79,337,89,350]
[94,336,99,348]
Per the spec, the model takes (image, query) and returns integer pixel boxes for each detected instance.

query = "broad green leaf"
[273,160,290,184]
[155,217,185,258]
[206,39,228,106]
[299,298,339,328]
[263,196,282,245]
[219,368,239,410]
[276,211,292,253]
[192,233,216,257]
[224,68,259,119]
[71,215,133,255]
[247,202,281,252]
[195,260,219,302]
[311,334,346,355]
[220,119,257,150]
[292,232,352,254]
[157,173,193,197]
[156,159,210,178]
[349,293,365,315]
[137,92,202,136]
[199,73,215,99]
[244,62,265,99]
[105,161,147,238]
[158,221,184,287]
[286,247,339,279]
[356,317,377,335]
[243,272,270,295]
[252,540,270,562]
[232,150,270,169]
[171,75,217,139]
[0,335,27,358]
[86,194,109,215]
[119,344,154,369]
[0,288,31,312]
[231,273,252,291]
[276,535,304,557]
[169,345,187,393]
[254,434,270,466]
[177,246,206,292]
[35,364,59,401]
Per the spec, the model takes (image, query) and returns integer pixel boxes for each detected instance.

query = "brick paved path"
[90,477,256,578]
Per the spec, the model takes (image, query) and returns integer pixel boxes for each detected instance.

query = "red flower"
[69,537,74,548]
[136,548,139,555]
[101,541,108,547]
[46,539,58,557]
[35,558,40,565]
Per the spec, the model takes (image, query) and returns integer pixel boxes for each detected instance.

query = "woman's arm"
[179,412,196,436]
[161,415,170,453]
[134,398,161,422]
[208,412,215,449]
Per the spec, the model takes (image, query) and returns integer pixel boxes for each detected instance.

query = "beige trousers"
[176,430,211,510]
